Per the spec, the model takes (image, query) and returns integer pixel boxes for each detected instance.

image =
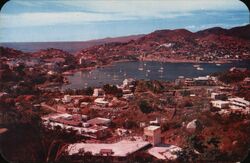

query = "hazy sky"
[0,0,249,42]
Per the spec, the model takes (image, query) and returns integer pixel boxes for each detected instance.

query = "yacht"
[158,69,164,73]
[193,64,200,68]
[138,67,144,71]
[197,67,204,71]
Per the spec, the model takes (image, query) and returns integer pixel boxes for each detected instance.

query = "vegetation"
[103,84,123,97]
[139,100,153,114]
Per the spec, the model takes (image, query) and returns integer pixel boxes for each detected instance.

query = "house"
[87,117,111,126]
[229,67,247,72]
[93,88,104,97]
[144,126,161,146]
[193,76,214,86]
[122,78,135,88]
[228,97,250,114]
[243,77,250,85]
[150,118,160,126]
[211,100,229,109]
[62,95,71,103]
[67,139,150,157]
[80,102,89,108]
[211,92,227,100]
[42,113,108,139]
[148,145,182,160]
[94,98,109,106]
[100,149,114,156]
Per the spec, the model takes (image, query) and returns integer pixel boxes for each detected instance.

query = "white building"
[211,100,229,109]
[94,98,109,106]
[93,88,104,97]
[228,97,250,114]
[63,95,72,103]
[144,125,161,146]
[122,78,135,88]
[148,145,182,160]
[211,92,227,100]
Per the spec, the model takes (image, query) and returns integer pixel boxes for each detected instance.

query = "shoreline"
[63,58,248,76]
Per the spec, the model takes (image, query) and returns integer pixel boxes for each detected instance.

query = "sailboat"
[158,62,164,72]
[197,67,204,71]
[193,64,200,68]
[138,61,144,71]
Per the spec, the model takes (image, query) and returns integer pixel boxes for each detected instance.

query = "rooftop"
[67,139,150,157]
[87,117,111,125]
[148,145,182,160]
[145,125,161,131]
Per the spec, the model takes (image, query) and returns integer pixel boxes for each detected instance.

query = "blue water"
[63,61,250,89]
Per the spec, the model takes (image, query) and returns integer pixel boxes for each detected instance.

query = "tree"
[103,84,122,97]
[139,100,153,114]
[85,87,93,96]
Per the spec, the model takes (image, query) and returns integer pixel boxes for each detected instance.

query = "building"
[87,117,111,126]
[94,98,109,106]
[211,100,229,109]
[42,113,109,139]
[148,145,182,160]
[228,97,250,114]
[79,57,84,65]
[144,125,161,146]
[229,67,247,72]
[150,118,160,126]
[211,92,227,100]
[63,95,72,103]
[67,139,150,157]
[193,76,215,86]
[93,88,104,97]
[122,78,135,89]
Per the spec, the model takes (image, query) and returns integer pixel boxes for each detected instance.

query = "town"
[1,45,249,162]
[0,21,250,163]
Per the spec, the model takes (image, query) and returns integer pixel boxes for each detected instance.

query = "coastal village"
[0,25,250,163]
[39,69,250,161]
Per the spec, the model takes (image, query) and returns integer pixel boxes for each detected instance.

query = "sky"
[0,0,249,42]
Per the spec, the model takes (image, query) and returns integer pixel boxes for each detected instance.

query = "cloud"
[13,0,47,7]
[1,0,247,28]
[56,0,246,13]
[0,11,194,28]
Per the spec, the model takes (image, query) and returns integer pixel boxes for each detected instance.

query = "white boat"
[193,64,200,68]
[147,69,151,72]
[197,67,204,71]
[216,63,221,66]
[138,67,144,71]
[158,69,164,73]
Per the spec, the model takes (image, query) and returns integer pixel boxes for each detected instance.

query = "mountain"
[196,24,250,40]
[0,46,25,58]
[76,25,250,64]
[0,34,144,54]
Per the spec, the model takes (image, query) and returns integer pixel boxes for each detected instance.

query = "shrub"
[139,100,153,114]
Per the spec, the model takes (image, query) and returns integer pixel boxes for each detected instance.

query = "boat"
[158,69,164,73]
[147,69,151,73]
[193,64,200,68]
[216,63,221,66]
[197,67,204,71]
[138,67,144,71]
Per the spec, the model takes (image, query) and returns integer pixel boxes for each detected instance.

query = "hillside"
[76,25,250,65]
[0,34,144,53]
